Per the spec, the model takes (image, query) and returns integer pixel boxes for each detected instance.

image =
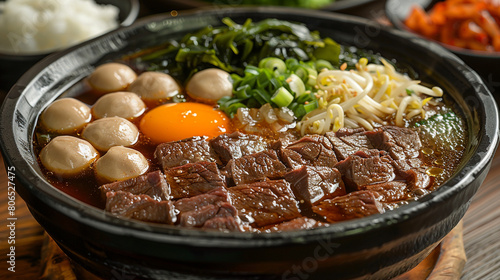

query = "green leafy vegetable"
[129,17,367,120]
[136,17,341,83]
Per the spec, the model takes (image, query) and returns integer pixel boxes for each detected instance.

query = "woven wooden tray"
[38,222,466,280]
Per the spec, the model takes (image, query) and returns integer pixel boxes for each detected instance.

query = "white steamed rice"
[0,0,119,54]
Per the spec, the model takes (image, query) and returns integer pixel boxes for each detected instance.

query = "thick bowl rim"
[384,0,500,59]
[1,7,499,248]
[146,0,377,12]
[0,0,140,58]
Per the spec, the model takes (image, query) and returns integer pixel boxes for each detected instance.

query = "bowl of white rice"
[0,0,139,92]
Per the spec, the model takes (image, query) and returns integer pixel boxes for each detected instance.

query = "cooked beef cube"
[264,217,323,232]
[177,202,240,229]
[335,127,366,137]
[178,204,218,227]
[389,158,412,173]
[403,169,433,190]
[165,161,226,199]
[178,202,240,229]
[280,131,300,144]
[365,126,422,160]
[355,149,387,158]
[225,150,287,185]
[392,159,433,189]
[105,191,176,224]
[392,158,423,169]
[335,150,395,191]
[312,190,384,222]
[228,180,301,227]
[174,187,231,227]
[210,132,269,164]
[215,201,238,217]
[99,170,170,201]
[155,136,219,171]
[203,216,243,232]
[362,181,412,203]
[270,131,300,150]
[325,130,373,161]
[174,187,229,213]
[284,166,345,205]
[280,136,338,169]
[304,134,334,149]
[202,202,243,232]
[280,149,304,169]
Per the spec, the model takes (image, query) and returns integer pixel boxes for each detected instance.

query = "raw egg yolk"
[139,102,232,143]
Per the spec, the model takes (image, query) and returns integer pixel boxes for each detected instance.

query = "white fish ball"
[82,117,139,151]
[186,68,233,104]
[39,136,99,177]
[128,72,180,101]
[92,91,146,120]
[40,98,91,134]
[95,146,149,183]
[88,63,137,94]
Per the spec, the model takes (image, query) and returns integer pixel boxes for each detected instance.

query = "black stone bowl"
[0,0,140,93]
[141,0,376,12]
[1,7,499,280]
[385,0,500,97]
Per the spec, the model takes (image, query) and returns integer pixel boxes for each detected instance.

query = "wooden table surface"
[1,1,500,279]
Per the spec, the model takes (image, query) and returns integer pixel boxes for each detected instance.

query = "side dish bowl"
[1,7,499,280]
[385,0,500,95]
[0,0,140,93]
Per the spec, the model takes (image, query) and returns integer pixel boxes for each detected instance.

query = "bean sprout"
[298,58,443,135]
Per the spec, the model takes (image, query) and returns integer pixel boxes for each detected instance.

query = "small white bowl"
[0,0,140,93]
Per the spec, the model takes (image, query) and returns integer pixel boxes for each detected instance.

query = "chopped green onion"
[295,91,316,104]
[253,88,272,105]
[292,64,317,86]
[271,87,294,107]
[290,101,317,119]
[235,84,252,99]
[269,77,283,90]
[219,55,324,121]
[286,74,306,96]
[226,102,248,117]
[244,65,260,76]
[257,69,272,88]
[305,67,318,87]
[293,65,310,82]
[315,59,334,71]
[285,58,299,69]
[247,98,260,108]
[259,57,286,74]
[303,101,318,112]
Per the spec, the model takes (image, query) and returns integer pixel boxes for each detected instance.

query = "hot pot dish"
[1,8,498,280]
[35,16,465,231]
